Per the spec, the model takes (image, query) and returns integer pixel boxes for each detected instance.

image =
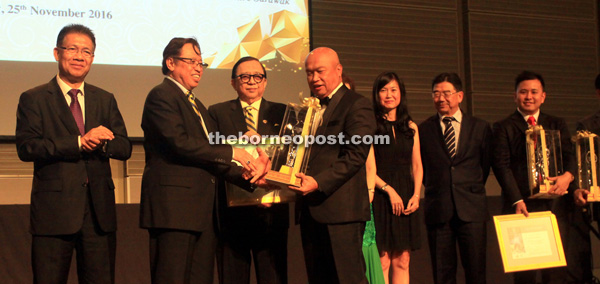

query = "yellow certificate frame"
[493,211,566,273]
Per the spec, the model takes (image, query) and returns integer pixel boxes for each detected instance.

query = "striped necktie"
[443,116,456,159]
[244,106,257,132]
[186,91,209,137]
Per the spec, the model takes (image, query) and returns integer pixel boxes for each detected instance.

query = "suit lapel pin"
[263,119,268,124]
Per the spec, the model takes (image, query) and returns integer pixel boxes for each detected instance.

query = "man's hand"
[574,189,590,207]
[515,200,529,217]
[81,126,114,152]
[233,147,257,173]
[547,172,573,196]
[288,173,318,196]
[250,147,271,183]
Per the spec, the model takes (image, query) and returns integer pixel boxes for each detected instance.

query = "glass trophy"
[525,125,563,199]
[573,131,600,202]
[265,95,323,188]
[225,137,298,206]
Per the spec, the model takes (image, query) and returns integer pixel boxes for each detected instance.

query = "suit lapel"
[83,85,98,133]
[455,111,472,161]
[257,99,268,133]
[315,86,346,138]
[309,87,347,161]
[50,78,82,135]
[164,79,208,137]
[231,100,247,134]
[510,110,528,134]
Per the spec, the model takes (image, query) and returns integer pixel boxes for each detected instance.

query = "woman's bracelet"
[368,188,375,193]
[380,184,389,191]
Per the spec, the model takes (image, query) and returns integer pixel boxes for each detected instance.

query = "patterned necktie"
[68,89,85,135]
[443,116,456,159]
[244,106,257,132]
[186,91,209,137]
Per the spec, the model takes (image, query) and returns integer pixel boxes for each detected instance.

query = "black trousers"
[216,227,288,284]
[427,215,487,284]
[149,227,216,284]
[32,191,116,284]
[300,211,367,284]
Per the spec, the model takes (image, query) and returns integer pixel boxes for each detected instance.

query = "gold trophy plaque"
[265,95,323,188]
[525,125,563,199]
[573,131,600,202]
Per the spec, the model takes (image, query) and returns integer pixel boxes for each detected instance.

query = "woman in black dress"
[371,71,423,284]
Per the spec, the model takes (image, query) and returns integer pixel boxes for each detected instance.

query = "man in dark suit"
[570,73,600,283]
[419,73,492,284]
[208,56,288,284]
[15,24,131,284]
[139,38,269,284]
[492,70,576,284]
[290,47,376,284]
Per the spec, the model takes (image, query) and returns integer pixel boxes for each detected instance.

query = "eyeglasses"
[432,90,458,99]
[173,57,208,69]
[236,74,266,83]
[59,46,94,58]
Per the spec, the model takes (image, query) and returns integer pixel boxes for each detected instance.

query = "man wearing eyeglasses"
[418,73,492,284]
[208,56,288,284]
[492,71,575,284]
[15,24,132,283]
[140,38,270,284]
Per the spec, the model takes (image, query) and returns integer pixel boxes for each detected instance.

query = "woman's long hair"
[372,71,414,137]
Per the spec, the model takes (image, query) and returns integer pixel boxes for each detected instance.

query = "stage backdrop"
[0,0,310,137]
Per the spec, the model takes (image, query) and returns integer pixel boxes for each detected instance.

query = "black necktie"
[443,117,456,159]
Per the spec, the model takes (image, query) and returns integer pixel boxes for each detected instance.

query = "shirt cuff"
[513,199,523,206]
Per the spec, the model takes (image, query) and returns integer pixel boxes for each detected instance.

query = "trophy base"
[529,184,564,199]
[587,186,600,202]
[266,170,302,187]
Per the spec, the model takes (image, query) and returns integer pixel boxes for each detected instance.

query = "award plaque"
[265,95,323,188]
[525,125,563,199]
[573,131,600,202]
[493,211,566,273]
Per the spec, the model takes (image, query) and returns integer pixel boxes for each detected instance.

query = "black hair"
[515,70,545,91]
[231,56,267,79]
[372,71,414,137]
[161,37,201,75]
[56,24,96,49]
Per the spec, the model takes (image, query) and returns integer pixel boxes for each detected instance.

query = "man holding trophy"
[492,71,576,283]
[289,47,376,284]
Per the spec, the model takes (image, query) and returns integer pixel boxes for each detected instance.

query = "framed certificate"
[493,211,566,273]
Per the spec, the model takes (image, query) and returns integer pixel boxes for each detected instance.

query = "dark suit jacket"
[302,86,376,224]
[577,111,600,135]
[16,76,131,235]
[492,110,576,214]
[419,110,492,225]
[208,98,289,234]
[140,78,247,233]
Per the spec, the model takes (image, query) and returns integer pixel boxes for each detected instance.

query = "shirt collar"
[327,82,344,100]
[166,76,191,95]
[56,74,85,96]
[240,98,262,110]
[438,109,462,123]
[516,108,540,123]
